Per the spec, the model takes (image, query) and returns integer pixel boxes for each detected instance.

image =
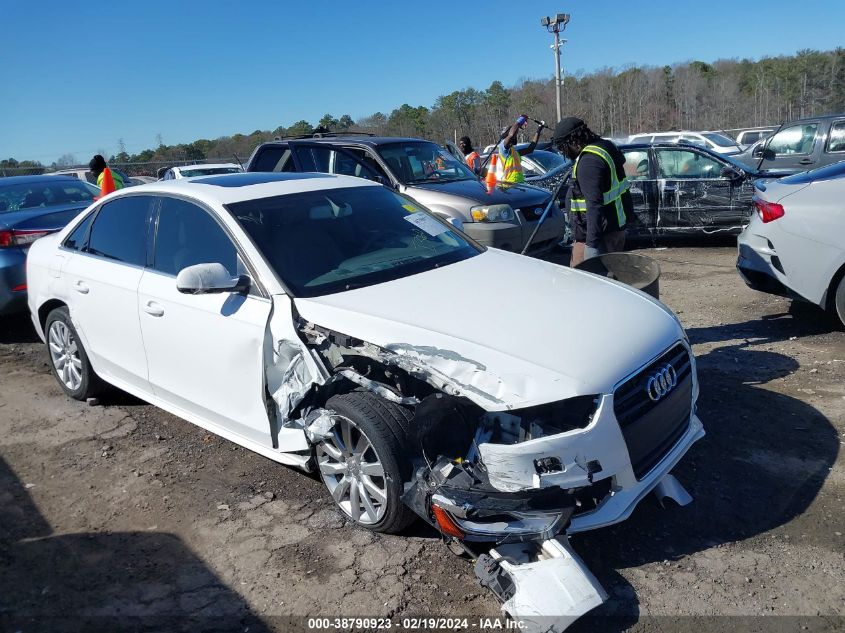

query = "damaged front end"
[272,313,703,631]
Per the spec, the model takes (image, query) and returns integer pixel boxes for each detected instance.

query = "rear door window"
[288,143,383,182]
[623,150,650,179]
[86,196,152,266]
[825,121,845,153]
[63,212,95,250]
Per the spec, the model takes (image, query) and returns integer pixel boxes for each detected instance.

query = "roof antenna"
[233,153,244,170]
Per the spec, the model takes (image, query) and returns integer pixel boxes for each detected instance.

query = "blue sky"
[2,0,844,163]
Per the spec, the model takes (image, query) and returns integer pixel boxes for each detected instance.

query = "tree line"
[6,47,844,174]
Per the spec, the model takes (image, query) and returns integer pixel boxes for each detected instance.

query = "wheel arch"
[38,299,68,332]
[824,259,845,313]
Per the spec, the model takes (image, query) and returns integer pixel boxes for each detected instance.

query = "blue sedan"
[0,175,98,315]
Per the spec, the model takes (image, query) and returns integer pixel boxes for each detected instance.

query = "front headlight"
[470,204,515,222]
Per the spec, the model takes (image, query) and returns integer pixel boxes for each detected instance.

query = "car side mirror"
[720,166,743,181]
[176,263,250,295]
[753,145,775,160]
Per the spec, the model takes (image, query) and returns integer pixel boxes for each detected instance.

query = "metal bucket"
[574,253,661,299]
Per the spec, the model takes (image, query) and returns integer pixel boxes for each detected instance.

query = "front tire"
[45,307,103,400]
[316,392,416,534]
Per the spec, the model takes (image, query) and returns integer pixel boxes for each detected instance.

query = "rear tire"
[316,392,416,534]
[835,274,845,328]
[45,307,103,400]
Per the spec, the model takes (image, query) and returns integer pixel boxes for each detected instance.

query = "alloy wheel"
[316,415,388,525]
[48,320,82,392]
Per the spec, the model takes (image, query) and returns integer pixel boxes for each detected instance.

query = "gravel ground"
[1,244,843,633]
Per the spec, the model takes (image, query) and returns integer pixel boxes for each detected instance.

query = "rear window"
[0,180,98,213]
[249,147,297,173]
[780,160,845,185]
[702,133,739,148]
[178,167,242,178]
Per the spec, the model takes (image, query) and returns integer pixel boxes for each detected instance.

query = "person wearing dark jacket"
[88,154,124,191]
[552,117,633,267]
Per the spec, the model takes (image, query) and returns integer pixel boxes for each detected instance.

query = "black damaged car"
[616,142,771,237]
[549,142,777,238]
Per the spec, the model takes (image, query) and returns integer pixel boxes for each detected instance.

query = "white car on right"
[737,161,845,326]
[160,163,243,180]
[626,131,742,155]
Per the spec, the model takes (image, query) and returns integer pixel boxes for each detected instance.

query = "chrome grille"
[614,343,693,480]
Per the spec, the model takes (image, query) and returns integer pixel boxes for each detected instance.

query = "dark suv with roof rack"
[245,134,564,254]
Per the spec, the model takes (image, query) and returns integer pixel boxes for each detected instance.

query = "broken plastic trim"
[336,368,419,405]
[402,456,577,543]
[303,408,335,443]
[480,538,607,632]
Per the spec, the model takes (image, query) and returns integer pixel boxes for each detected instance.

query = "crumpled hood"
[294,250,683,410]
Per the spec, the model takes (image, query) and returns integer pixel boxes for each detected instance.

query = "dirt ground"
[1,243,844,633]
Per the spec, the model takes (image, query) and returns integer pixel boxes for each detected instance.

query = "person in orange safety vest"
[458,136,481,174]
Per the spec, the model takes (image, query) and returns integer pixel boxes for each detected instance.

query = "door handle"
[798,158,813,165]
[74,280,89,294]
[143,301,165,317]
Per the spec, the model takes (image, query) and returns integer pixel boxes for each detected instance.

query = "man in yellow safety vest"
[552,117,633,267]
[495,115,543,184]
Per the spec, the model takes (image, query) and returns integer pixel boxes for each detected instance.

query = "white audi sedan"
[737,162,845,327]
[27,172,703,625]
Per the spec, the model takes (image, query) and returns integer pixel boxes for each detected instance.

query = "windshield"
[703,133,739,148]
[528,150,569,171]
[227,186,480,297]
[0,180,98,213]
[180,167,241,177]
[378,141,476,185]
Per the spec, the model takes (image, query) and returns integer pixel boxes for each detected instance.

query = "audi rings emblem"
[646,364,678,402]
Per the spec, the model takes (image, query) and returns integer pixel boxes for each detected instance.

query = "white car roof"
[110,172,379,206]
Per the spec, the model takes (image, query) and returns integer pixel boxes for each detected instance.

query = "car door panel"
[62,196,154,391]
[138,195,276,447]
[655,148,735,232]
[621,149,656,234]
[64,254,148,389]
[138,270,273,446]
[758,122,821,173]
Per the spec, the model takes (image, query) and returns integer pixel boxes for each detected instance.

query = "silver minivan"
[246,135,565,254]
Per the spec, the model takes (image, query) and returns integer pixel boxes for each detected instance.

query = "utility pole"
[541,13,570,123]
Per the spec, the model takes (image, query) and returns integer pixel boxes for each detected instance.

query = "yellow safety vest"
[570,144,629,227]
[496,144,525,183]
[97,169,125,190]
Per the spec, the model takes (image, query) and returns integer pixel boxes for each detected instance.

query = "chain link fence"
[1,158,244,179]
